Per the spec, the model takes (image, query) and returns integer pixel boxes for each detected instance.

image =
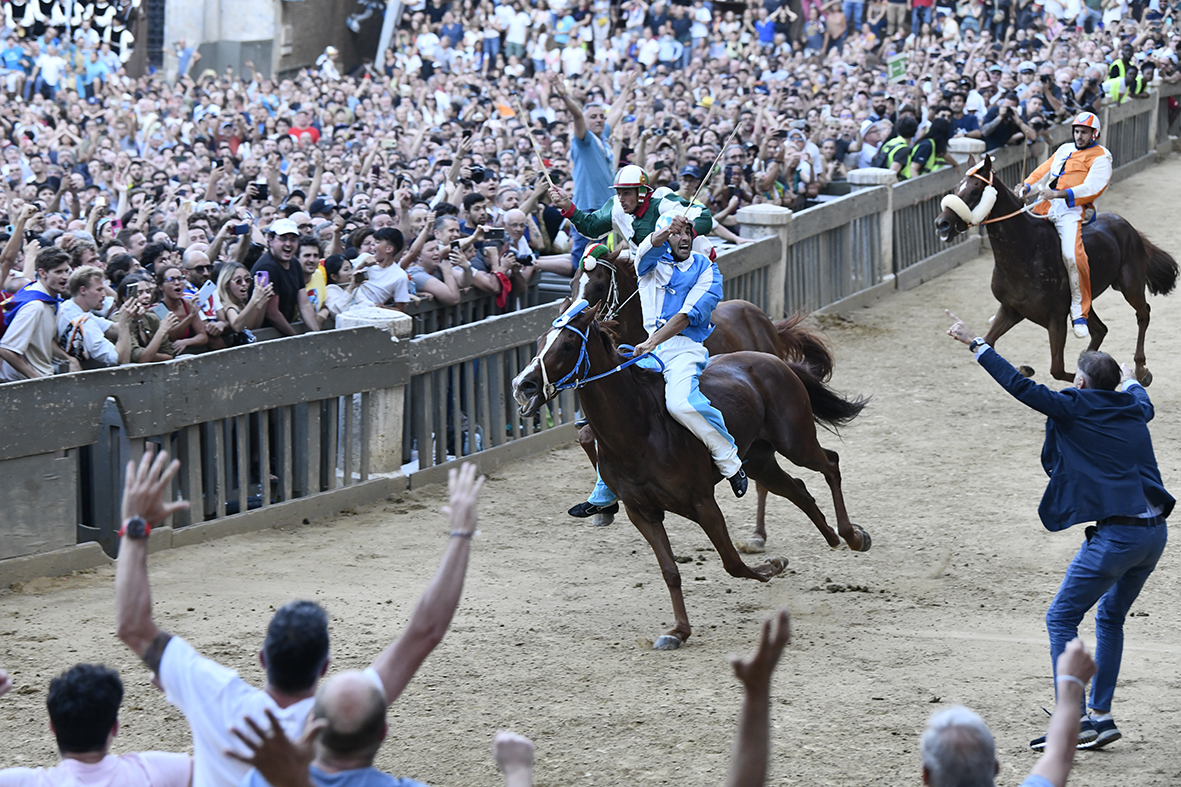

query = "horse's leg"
[745,443,841,549]
[692,493,788,581]
[741,481,770,554]
[578,424,597,468]
[624,505,691,650]
[1085,307,1108,351]
[1120,285,1153,385]
[1047,317,1072,382]
[983,305,1033,376]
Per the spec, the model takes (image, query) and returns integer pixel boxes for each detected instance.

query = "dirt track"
[3,157,1181,786]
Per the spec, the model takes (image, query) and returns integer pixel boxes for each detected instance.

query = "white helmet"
[612,165,651,194]
[1072,111,1101,136]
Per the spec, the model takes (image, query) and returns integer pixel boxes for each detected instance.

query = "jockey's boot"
[569,501,619,518]
[728,469,748,498]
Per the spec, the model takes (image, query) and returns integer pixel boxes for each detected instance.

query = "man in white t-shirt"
[1,247,72,381]
[355,228,411,310]
[57,265,131,369]
[115,449,487,787]
[0,663,192,787]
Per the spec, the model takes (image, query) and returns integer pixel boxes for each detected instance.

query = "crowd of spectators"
[0,452,1101,787]
[0,0,1179,381]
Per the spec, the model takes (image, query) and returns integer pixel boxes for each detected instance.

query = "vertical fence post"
[734,204,793,319]
[335,308,414,475]
[847,169,897,281]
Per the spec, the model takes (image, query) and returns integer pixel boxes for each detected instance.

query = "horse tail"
[1140,232,1179,296]
[774,311,835,382]
[787,361,870,432]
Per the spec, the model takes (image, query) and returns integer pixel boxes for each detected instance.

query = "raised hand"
[120,447,190,526]
[227,708,324,787]
[729,609,791,693]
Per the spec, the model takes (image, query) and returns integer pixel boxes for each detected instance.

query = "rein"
[538,304,665,400]
[584,257,639,321]
[961,169,1048,226]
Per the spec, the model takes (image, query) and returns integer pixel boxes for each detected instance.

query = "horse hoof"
[764,556,789,576]
[653,635,683,651]
[739,536,766,554]
[1139,369,1153,387]
[855,526,872,552]
[592,511,615,527]
[1018,365,1035,378]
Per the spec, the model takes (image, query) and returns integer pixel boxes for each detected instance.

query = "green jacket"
[568,190,714,248]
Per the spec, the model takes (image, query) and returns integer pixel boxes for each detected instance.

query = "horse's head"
[512,299,601,418]
[935,155,1000,242]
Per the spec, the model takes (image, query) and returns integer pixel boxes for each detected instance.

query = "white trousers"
[1049,203,1085,317]
[655,335,742,478]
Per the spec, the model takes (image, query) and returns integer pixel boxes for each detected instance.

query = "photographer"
[1068,67,1105,114]
[980,91,1036,151]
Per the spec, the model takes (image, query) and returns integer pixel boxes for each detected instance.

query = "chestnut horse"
[934,154,1177,383]
[567,254,833,551]
[512,300,870,649]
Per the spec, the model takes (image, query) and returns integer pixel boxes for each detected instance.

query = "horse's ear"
[964,153,976,170]
[983,154,993,171]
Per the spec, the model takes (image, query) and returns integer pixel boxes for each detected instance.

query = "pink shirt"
[0,752,191,787]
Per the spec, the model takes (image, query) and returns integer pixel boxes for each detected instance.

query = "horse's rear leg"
[692,494,789,582]
[624,505,691,650]
[741,482,770,554]
[781,441,869,552]
[578,424,597,468]
[1085,307,1108,351]
[1121,287,1153,385]
[746,444,840,549]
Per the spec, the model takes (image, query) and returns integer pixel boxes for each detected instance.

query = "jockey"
[569,218,746,520]
[1019,111,1113,339]
[549,165,714,261]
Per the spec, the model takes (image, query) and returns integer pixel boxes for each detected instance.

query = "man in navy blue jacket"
[946,311,1172,754]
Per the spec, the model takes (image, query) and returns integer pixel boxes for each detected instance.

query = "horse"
[934,154,1178,383]
[511,300,870,649]
[567,253,834,552]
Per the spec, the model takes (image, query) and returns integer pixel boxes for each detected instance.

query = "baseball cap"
[269,218,299,236]
[1018,60,1037,73]
[988,63,1005,73]
[308,197,337,215]
[679,164,703,180]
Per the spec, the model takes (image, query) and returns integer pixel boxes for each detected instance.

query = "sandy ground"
[4,157,1181,787]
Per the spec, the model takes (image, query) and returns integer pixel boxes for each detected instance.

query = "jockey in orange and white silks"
[1019,111,1113,340]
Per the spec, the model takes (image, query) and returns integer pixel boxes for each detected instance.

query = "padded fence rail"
[2,87,1176,580]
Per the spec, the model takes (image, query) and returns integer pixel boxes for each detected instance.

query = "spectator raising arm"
[367,463,485,706]
[1027,639,1097,787]
[115,448,191,674]
[726,610,791,787]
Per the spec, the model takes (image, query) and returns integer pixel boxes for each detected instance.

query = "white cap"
[1018,60,1037,73]
[270,218,299,236]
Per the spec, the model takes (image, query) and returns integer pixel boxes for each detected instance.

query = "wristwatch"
[119,516,152,539]
[968,337,986,353]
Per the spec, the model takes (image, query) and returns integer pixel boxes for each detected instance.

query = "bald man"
[235,671,429,787]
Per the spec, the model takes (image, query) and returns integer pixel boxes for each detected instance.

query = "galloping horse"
[512,300,870,649]
[934,154,1177,383]
[567,253,833,551]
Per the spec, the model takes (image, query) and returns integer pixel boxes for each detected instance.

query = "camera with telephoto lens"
[517,253,534,266]
[469,164,486,184]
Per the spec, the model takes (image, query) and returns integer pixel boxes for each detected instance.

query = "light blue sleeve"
[680,258,722,328]
[637,242,669,277]
[1018,774,1054,787]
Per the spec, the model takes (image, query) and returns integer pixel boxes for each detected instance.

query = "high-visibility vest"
[875,136,909,169]
[900,140,945,180]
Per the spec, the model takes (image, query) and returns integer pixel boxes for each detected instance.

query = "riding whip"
[514,96,556,188]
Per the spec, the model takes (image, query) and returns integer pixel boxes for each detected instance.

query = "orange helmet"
[1071,111,1101,136]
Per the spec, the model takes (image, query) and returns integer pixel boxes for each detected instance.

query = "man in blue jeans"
[945,311,1172,753]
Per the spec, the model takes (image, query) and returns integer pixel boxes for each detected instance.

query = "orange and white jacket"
[1024,141,1113,212]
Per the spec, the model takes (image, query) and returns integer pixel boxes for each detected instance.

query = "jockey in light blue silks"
[573,211,746,520]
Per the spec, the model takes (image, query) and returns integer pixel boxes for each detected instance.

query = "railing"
[3,85,1175,581]
[401,304,579,471]
[401,278,562,337]
[786,187,886,313]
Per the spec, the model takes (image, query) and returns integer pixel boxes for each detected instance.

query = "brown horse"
[934,154,1178,383]
[511,301,870,649]
[567,255,833,550]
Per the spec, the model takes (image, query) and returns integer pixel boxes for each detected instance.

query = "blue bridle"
[538,299,665,400]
